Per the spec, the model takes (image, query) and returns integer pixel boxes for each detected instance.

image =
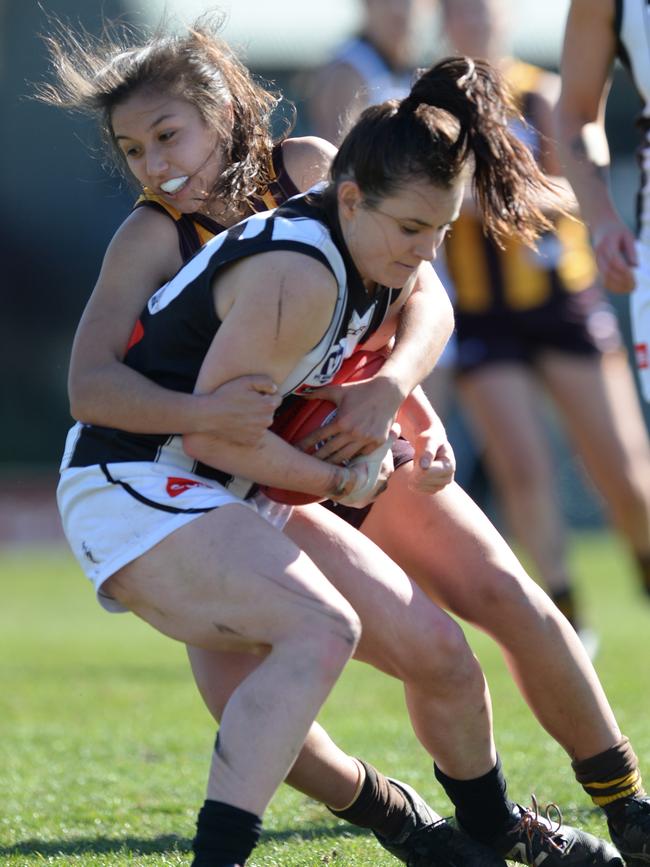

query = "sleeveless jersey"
[132,141,397,357]
[134,142,301,260]
[615,0,650,243]
[328,35,413,107]
[445,60,598,315]
[61,190,394,497]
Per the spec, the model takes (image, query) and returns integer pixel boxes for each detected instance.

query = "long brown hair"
[36,12,294,212]
[331,56,556,247]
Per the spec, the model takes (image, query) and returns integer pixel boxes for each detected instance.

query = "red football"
[261,350,386,505]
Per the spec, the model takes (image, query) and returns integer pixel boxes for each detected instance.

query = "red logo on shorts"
[635,342,649,370]
[166,477,210,497]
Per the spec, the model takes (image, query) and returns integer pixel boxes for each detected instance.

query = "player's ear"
[337,180,363,220]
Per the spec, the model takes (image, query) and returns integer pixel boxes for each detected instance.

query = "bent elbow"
[68,378,94,424]
[67,392,81,422]
[440,294,455,342]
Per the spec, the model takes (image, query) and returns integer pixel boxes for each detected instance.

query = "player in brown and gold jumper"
[441,0,650,646]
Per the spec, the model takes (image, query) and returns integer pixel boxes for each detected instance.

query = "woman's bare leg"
[540,350,650,575]
[188,501,498,782]
[188,646,362,808]
[360,472,621,762]
[458,362,571,595]
[284,505,496,780]
[105,502,360,816]
[184,499,626,865]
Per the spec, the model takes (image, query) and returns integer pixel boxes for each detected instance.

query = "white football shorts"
[57,461,291,613]
[632,242,650,403]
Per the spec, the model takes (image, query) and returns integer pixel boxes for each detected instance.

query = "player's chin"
[385,262,419,288]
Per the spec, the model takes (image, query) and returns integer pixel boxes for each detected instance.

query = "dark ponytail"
[331,56,556,246]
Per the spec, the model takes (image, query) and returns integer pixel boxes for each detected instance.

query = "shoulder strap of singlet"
[133,142,298,262]
[249,142,301,213]
[133,192,225,261]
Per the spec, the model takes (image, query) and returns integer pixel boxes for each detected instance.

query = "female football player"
[44,16,639,865]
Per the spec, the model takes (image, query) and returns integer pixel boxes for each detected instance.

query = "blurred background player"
[308,0,428,145]
[557,0,650,415]
[439,0,650,646]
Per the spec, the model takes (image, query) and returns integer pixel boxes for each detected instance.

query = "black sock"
[191,799,262,867]
[434,757,516,843]
[328,759,409,840]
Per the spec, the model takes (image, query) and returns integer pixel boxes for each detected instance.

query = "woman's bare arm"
[298,263,454,461]
[556,0,637,291]
[68,207,278,439]
[183,251,350,497]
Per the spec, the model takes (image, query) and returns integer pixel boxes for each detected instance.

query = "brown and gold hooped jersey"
[133,143,301,264]
[445,61,598,316]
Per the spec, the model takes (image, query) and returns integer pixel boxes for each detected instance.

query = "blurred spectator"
[308,0,427,145]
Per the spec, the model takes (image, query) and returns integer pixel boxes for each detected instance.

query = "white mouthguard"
[160,176,189,194]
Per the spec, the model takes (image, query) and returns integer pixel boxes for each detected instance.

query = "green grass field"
[2,532,649,866]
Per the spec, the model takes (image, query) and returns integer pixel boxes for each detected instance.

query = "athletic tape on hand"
[336,438,393,506]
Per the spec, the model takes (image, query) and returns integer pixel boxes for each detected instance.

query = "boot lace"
[510,794,566,855]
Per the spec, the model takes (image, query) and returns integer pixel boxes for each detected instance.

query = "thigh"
[539,349,650,490]
[458,363,553,481]
[106,502,354,653]
[285,505,464,677]
[361,470,545,626]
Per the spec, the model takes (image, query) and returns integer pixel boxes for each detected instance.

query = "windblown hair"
[36,12,293,212]
[330,56,556,247]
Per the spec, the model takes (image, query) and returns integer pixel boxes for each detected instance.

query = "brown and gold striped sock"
[572,737,645,826]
